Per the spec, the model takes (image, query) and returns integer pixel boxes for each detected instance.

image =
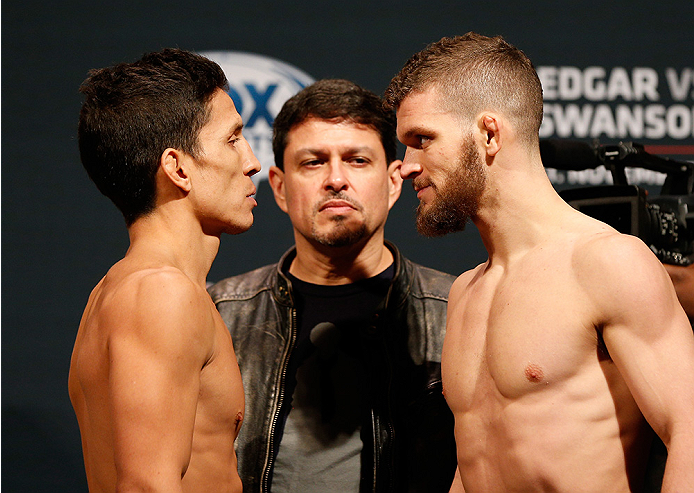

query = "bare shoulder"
[106,265,208,314]
[449,262,488,301]
[573,231,668,291]
[572,230,682,325]
[100,265,216,358]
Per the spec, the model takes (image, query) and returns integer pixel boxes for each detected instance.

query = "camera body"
[541,140,694,266]
[560,185,693,265]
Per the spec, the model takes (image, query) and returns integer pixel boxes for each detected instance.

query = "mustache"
[412,177,435,191]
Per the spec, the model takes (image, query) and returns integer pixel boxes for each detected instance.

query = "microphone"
[310,322,340,360]
[540,139,604,171]
[541,139,694,195]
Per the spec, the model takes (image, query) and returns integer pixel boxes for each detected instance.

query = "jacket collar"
[271,240,413,309]
[384,240,413,310]
[272,247,296,306]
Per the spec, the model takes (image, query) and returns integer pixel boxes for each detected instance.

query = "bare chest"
[443,261,599,407]
[196,314,245,436]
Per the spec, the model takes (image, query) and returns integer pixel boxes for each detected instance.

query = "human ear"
[160,148,192,193]
[481,115,502,157]
[268,166,288,213]
[387,160,403,210]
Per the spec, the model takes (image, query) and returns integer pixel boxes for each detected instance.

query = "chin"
[313,223,368,247]
[223,217,254,236]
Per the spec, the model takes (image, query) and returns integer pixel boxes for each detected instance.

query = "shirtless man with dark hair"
[69,48,260,492]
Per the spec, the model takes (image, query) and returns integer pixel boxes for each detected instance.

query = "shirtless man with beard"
[385,32,694,492]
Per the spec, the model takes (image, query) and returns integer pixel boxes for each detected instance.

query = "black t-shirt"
[271,264,395,492]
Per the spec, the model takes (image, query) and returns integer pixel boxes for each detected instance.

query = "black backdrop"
[3,1,693,490]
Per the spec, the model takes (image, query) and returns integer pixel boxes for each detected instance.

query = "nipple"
[524,363,544,383]
[235,412,244,430]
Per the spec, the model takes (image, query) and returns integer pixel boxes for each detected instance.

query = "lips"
[319,199,356,212]
[412,179,433,200]
[246,187,257,206]
[416,186,431,200]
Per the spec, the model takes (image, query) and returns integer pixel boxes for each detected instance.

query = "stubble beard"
[415,137,486,237]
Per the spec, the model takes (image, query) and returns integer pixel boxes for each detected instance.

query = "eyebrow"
[399,125,432,141]
[229,120,244,135]
[296,145,377,156]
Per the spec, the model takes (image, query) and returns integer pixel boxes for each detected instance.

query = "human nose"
[242,139,261,177]
[400,148,423,180]
[323,161,348,192]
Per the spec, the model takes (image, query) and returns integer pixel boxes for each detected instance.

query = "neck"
[126,209,220,287]
[474,154,574,265]
[289,231,393,285]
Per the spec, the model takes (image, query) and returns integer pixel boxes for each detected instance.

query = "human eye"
[228,124,245,146]
[348,156,371,167]
[300,158,323,168]
[417,135,432,147]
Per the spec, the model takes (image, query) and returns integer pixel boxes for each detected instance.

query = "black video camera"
[540,139,694,266]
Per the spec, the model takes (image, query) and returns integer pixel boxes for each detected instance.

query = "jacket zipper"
[383,331,396,492]
[371,411,378,491]
[261,307,297,492]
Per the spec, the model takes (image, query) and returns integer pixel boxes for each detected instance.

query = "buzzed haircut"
[78,48,228,226]
[272,78,398,169]
[384,32,544,146]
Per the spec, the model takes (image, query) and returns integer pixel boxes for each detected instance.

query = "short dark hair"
[272,79,397,170]
[384,32,543,146]
[78,48,228,226]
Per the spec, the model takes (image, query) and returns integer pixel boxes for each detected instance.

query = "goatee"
[313,219,367,247]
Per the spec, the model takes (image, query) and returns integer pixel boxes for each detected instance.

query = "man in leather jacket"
[209,79,460,493]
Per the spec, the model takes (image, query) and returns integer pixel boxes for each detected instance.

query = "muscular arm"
[663,263,694,318]
[449,467,466,493]
[106,271,213,492]
[582,234,694,492]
